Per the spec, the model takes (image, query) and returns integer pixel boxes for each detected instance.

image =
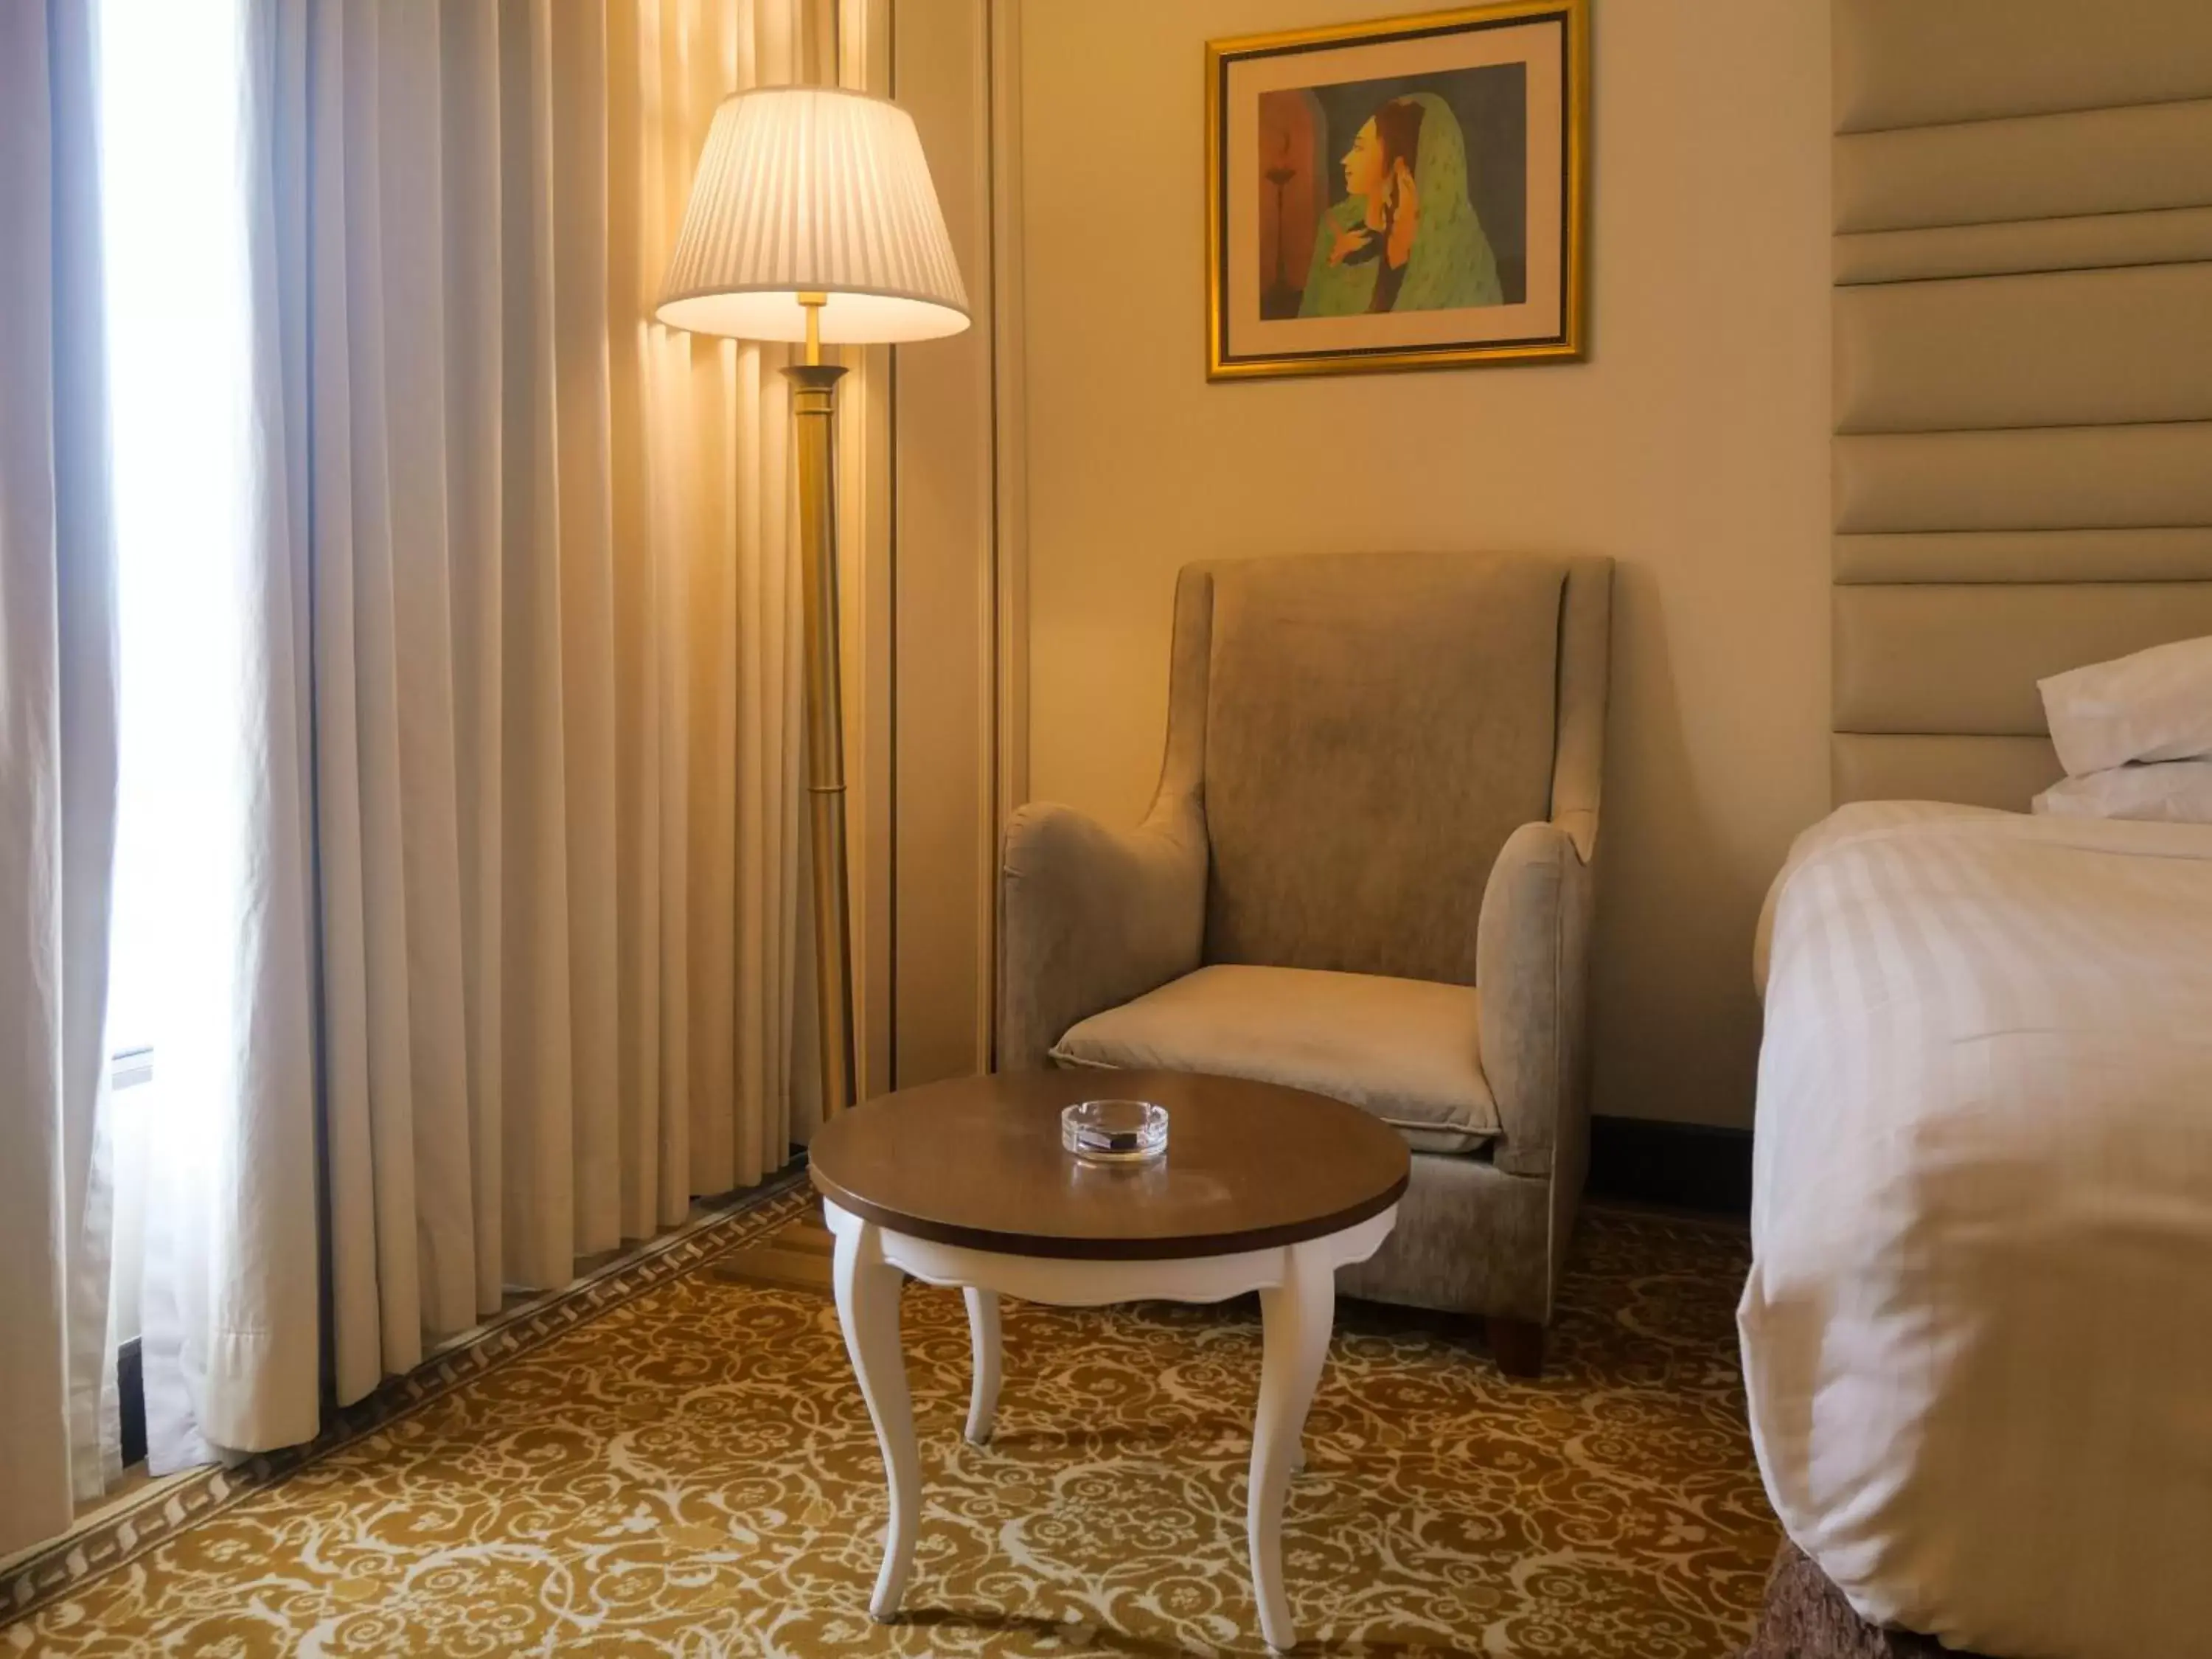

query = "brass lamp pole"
[657,88,970,1124]
[787,293,855,1115]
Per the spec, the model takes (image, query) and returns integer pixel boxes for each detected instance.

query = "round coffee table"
[807,1067,1410,1654]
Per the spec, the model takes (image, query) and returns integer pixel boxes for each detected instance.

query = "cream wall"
[1017,0,1831,1127]
[891,2,999,1088]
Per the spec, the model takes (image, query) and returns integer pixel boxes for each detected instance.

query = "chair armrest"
[1477,818,1596,1178]
[997,797,1208,1069]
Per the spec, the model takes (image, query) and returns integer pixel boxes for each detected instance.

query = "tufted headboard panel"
[1831,0,2212,807]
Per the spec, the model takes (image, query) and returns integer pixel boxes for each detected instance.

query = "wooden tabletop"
[807,1069,1411,1260]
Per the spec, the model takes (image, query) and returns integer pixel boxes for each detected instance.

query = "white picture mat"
[1222,18,1565,361]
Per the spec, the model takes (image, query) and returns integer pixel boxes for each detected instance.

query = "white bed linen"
[1742,801,2212,1659]
[2034,759,2212,825]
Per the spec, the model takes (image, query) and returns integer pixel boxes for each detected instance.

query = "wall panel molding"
[888,0,1024,1086]
[989,0,1029,1064]
[839,0,895,1103]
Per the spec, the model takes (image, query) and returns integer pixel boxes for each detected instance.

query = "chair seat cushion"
[1050,964,1497,1154]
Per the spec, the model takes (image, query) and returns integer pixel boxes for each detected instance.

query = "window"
[97,0,256,1360]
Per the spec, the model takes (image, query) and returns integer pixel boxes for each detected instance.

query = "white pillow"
[2033,760,2212,826]
[2038,633,2212,776]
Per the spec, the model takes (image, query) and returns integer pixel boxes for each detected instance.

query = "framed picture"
[1206,0,1587,380]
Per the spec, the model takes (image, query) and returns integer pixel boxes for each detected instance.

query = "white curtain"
[128,0,326,1470]
[135,0,826,1461]
[0,0,122,1556]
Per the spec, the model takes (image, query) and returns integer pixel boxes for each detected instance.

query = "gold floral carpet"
[4,1182,1777,1658]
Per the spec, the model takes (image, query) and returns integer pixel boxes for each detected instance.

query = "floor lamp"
[658,86,969,1139]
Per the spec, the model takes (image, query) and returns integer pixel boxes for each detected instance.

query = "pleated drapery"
[293,0,820,1416]
[0,0,122,1557]
[141,0,825,1462]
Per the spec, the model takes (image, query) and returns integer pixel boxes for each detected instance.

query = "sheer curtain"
[0,0,122,1555]
[136,0,824,1463]
[119,0,324,1471]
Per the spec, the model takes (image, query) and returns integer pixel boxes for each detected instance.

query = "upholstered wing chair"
[998,551,1611,1376]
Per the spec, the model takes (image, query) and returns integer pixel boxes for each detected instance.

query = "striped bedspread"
[1741,801,2212,1659]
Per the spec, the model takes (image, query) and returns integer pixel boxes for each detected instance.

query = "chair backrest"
[1175,551,1584,987]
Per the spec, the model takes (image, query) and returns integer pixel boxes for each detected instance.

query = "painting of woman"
[1298,92,1504,317]
[1209,0,1584,377]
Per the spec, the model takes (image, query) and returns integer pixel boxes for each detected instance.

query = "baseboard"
[1587,1116,1752,1216]
[117,1337,146,1468]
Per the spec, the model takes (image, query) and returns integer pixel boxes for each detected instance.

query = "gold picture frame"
[1206,0,1588,380]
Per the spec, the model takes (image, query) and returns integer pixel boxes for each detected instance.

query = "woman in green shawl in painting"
[1298,91,1503,316]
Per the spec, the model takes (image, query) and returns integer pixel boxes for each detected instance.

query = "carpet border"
[1,1169,812,1627]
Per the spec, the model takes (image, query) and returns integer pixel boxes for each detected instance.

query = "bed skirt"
[1742,1543,1994,1659]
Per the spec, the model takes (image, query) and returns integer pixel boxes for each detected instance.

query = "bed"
[1745,2,2212,1649]
[1742,801,2212,1658]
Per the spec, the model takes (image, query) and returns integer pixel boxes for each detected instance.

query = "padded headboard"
[1831,0,2212,808]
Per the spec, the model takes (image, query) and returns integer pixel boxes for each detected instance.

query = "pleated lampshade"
[657,85,970,345]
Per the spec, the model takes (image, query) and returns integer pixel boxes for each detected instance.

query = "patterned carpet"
[3,1183,1778,1657]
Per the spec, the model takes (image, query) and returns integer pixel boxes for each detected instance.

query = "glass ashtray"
[1061,1099,1169,1164]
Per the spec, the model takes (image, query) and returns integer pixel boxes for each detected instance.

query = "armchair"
[999,551,1611,1375]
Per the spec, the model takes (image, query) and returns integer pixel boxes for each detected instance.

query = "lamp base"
[708,1208,837,1292]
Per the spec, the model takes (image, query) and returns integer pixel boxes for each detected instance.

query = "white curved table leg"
[832,1220,920,1621]
[1248,1243,1335,1654]
[963,1287,1001,1445]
